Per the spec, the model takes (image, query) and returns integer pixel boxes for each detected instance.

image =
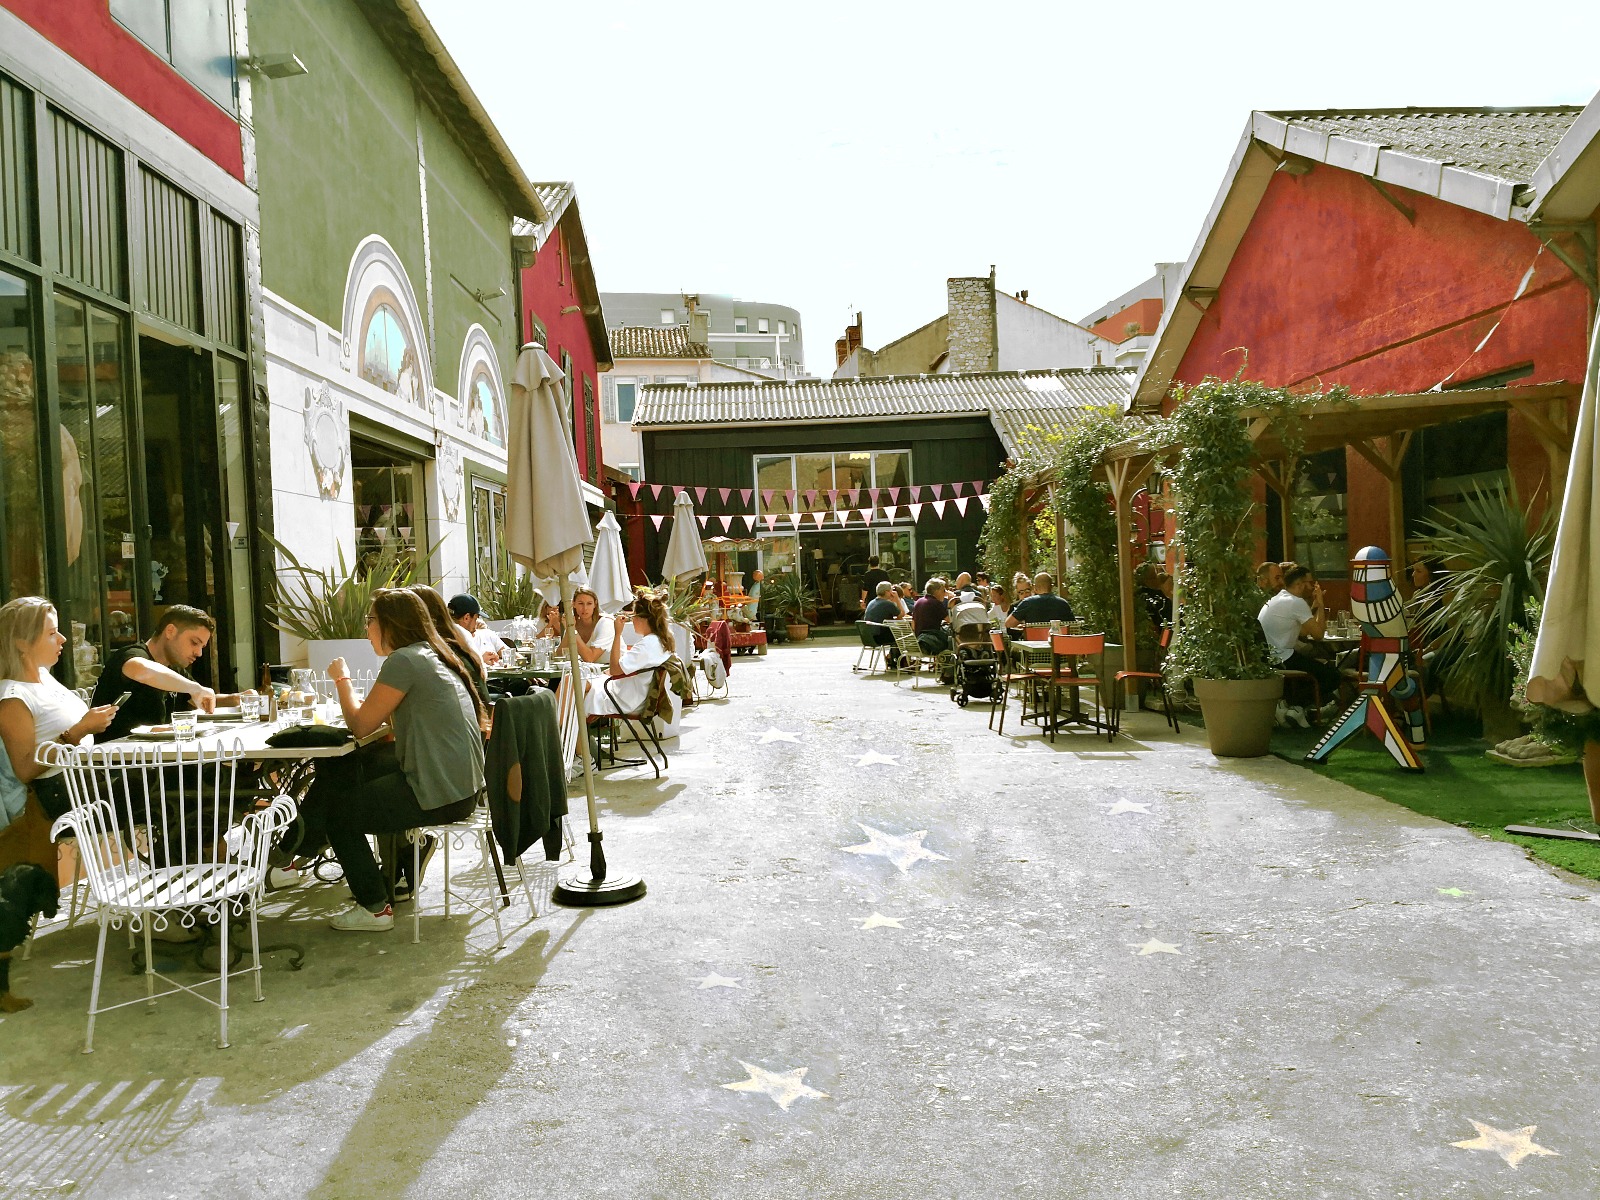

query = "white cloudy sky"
[421,0,1600,377]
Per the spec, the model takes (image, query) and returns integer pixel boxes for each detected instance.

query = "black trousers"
[1283,650,1341,703]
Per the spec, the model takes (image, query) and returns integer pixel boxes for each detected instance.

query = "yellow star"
[1130,939,1181,956]
[1437,887,1473,897]
[858,912,904,930]
[1451,1121,1559,1168]
[720,1061,830,1111]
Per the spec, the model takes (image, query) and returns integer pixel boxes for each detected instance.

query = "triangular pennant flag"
[908,502,924,521]
[742,514,756,532]
[835,510,849,525]
[650,483,665,500]
[650,514,665,530]
[803,490,817,509]
[697,514,709,528]
[719,515,733,532]
[845,489,859,506]
[784,490,796,509]
[694,486,708,504]
[762,488,775,509]
[868,488,880,506]
[972,480,986,496]
[627,482,643,500]
[807,511,823,527]
[884,505,898,521]
[927,483,944,501]
[932,499,947,519]
[718,487,731,504]
[947,482,963,498]
[954,496,969,516]
[788,513,801,529]
[857,508,873,524]
[905,485,920,502]
[739,489,752,505]
[764,514,778,531]
[979,494,992,512]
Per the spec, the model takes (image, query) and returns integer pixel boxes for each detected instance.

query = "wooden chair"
[1277,668,1322,718]
[1107,626,1180,742]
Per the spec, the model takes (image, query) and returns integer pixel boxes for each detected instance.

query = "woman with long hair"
[570,586,613,663]
[408,584,491,710]
[584,588,674,718]
[310,588,487,931]
[0,597,116,826]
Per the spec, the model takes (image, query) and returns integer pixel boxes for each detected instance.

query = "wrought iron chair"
[886,619,949,689]
[407,791,510,947]
[589,663,673,779]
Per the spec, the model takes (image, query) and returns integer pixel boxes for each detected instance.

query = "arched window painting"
[360,301,420,406]
[471,369,504,446]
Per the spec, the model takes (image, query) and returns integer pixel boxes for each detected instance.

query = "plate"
[127,724,178,740]
[198,708,246,722]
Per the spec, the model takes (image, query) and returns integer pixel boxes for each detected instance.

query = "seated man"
[1258,564,1340,705]
[863,581,904,663]
[1256,560,1284,598]
[1005,572,1075,634]
[92,605,254,741]
[448,593,508,668]
[911,578,952,655]
[952,572,983,604]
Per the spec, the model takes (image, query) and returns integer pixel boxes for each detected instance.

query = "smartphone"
[113,691,133,708]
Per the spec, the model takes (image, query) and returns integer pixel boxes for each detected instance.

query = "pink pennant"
[979,494,992,512]
[784,490,796,509]
[857,508,873,524]
[762,488,775,509]
[954,496,969,516]
[764,514,778,531]
[868,488,880,506]
[650,483,665,500]
[827,489,839,508]
[697,514,709,528]
[803,490,817,509]
[932,499,947,518]
[718,487,732,504]
[694,486,708,504]
[739,489,752,505]
[627,482,643,500]
[845,489,859,506]
[947,482,963,498]
[908,502,924,521]
[927,483,944,501]
[650,514,665,530]
[972,480,986,496]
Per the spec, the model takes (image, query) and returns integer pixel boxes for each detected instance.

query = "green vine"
[977,445,1051,587]
[1050,409,1124,637]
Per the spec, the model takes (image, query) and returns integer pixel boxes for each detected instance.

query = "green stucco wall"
[248,0,517,393]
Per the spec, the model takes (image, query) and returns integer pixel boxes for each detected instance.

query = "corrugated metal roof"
[1263,107,1582,185]
[634,368,1134,457]
[609,325,712,360]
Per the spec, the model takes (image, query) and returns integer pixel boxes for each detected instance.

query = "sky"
[420,0,1600,379]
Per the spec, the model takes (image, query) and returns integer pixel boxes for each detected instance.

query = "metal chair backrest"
[887,619,925,660]
[989,630,1008,654]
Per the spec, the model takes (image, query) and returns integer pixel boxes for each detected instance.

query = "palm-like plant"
[763,572,818,624]
[476,562,541,620]
[264,533,436,641]
[1416,483,1554,724]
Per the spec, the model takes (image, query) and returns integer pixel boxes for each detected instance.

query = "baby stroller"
[948,602,997,707]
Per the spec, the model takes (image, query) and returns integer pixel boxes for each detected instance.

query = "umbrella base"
[553,868,647,907]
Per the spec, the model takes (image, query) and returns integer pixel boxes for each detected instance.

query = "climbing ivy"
[977,445,1051,587]
[1050,409,1124,637]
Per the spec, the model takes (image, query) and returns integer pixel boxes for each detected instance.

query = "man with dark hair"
[860,556,890,608]
[92,606,253,741]
[1006,572,1075,632]
[1256,561,1284,596]
[1258,564,1339,703]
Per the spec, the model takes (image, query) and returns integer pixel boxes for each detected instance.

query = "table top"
[92,718,381,761]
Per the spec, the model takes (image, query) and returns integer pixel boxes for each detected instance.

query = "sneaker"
[329,903,394,932]
[267,866,301,891]
[1288,705,1310,729]
[1274,700,1290,728]
[395,835,438,902]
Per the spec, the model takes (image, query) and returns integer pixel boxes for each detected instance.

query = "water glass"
[172,710,196,741]
[241,693,263,722]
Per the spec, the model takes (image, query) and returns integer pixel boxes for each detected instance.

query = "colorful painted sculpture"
[1304,545,1426,771]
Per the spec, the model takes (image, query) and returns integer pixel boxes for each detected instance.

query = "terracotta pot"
[1193,676,1283,757]
[785,623,810,642]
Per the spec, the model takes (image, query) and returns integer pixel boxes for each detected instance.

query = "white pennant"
[979,494,992,512]
[650,514,665,530]
[789,513,802,529]
[857,508,873,524]
[908,502,924,521]
[932,499,947,519]
[835,510,849,525]
[743,514,756,532]
[954,496,969,516]
[884,506,899,521]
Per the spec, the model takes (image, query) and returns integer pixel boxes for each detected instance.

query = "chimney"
[946,274,998,373]
[687,309,710,346]
[835,313,863,368]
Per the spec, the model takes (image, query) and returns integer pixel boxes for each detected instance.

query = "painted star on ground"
[1437,887,1474,897]
[1130,939,1182,956]
[858,913,905,930]
[1450,1120,1559,1168]
[1105,799,1153,816]
[842,823,950,874]
[757,728,800,744]
[720,1061,830,1111]
[695,974,742,990]
[855,751,899,767]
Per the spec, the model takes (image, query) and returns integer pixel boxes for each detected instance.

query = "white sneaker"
[1288,705,1310,729]
[329,903,394,932]
[1274,700,1290,727]
[267,866,301,891]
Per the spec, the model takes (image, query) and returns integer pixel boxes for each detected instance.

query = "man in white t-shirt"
[1258,564,1340,702]
[447,593,508,668]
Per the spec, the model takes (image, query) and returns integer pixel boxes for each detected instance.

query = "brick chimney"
[946,266,998,372]
[835,313,864,368]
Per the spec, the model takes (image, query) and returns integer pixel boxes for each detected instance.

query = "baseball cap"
[447,593,481,618]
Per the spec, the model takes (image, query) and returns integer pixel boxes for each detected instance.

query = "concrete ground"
[1,643,1597,1199]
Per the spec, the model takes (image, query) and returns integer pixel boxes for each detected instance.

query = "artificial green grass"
[1268,712,1600,882]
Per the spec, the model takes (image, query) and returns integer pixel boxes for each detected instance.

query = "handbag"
[265,724,352,749]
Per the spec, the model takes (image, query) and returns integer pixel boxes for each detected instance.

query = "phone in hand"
[113,691,133,708]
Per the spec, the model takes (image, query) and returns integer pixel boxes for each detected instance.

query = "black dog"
[0,863,59,1013]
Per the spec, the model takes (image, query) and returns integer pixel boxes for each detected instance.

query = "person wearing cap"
[447,593,509,668]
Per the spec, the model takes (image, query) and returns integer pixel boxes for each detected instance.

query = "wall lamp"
[472,286,507,306]
[241,52,309,79]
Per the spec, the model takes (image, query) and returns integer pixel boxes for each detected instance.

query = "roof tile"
[608,325,712,360]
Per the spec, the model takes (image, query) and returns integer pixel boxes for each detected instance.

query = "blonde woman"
[0,597,117,824]
[585,590,674,718]
[570,587,613,663]
[1012,572,1033,603]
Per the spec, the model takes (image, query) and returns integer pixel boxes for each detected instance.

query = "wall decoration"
[303,382,347,500]
[438,437,464,522]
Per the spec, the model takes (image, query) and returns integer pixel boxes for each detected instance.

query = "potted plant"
[477,561,541,627]
[763,572,818,642]
[1148,377,1340,756]
[264,532,434,676]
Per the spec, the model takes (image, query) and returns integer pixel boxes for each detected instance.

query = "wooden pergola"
[1013,381,1577,671]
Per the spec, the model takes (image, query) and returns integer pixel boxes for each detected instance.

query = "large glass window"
[360,300,421,404]
[352,439,426,573]
[753,450,913,516]
[471,478,510,592]
[756,455,794,514]
[216,355,253,678]
[796,454,833,502]
[0,270,43,597]
[111,0,238,113]
[469,367,505,446]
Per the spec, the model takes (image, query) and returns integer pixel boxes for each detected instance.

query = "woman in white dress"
[585,590,674,718]
[570,587,614,664]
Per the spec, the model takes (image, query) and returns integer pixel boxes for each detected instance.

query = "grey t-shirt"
[376,643,485,809]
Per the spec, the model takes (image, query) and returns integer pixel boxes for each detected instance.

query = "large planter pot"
[1193,676,1283,758]
[1097,643,1124,707]
[785,623,810,642]
[306,638,384,678]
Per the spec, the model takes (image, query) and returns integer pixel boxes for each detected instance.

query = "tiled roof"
[609,325,712,360]
[634,368,1135,458]
[1263,107,1583,185]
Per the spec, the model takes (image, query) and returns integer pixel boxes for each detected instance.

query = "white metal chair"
[39,740,296,1052]
[407,795,507,947]
[886,618,950,689]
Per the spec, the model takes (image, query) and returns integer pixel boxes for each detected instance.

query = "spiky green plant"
[264,532,439,641]
[476,562,541,620]
[762,571,818,623]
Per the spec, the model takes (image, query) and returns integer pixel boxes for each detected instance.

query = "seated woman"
[410,584,491,706]
[584,590,674,720]
[312,588,487,932]
[534,599,563,641]
[570,587,614,664]
[986,583,1010,626]
[0,597,116,829]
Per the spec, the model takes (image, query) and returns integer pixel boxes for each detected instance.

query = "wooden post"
[1051,486,1067,588]
[1254,460,1295,561]
[1507,395,1572,508]
[1106,458,1140,671]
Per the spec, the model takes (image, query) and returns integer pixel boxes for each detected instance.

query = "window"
[619,464,642,482]
[471,478,510,592]
[660,309,675,325]
[778,321,787,336]
[753,450,913,516]
[470,367,505,446]
[111,0,238,113]
[758,318,770,334]
[359,294,421,406]
[616,380,637,423]
[352,438,427,572]
[734,317,748,334]
[0,269,45,598]
[583,377,599,482]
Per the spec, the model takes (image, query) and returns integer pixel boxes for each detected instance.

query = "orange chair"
[988,630,1045,736]
[1038,632,1106,743]
[1107,626,1179,742]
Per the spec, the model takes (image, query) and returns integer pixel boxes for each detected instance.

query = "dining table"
[1009,637,1103,737]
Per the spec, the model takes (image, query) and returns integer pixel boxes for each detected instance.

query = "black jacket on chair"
[486,691,568,864]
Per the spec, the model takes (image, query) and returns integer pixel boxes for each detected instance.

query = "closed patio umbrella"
[588,510,632,615]
[1528,315,1600,820]
[660,491,710,583]
[506,342,643,905]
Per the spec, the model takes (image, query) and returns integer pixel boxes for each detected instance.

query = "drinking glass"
[241,693,263,722]
[172,710,196,741]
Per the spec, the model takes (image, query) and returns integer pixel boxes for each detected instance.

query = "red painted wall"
[5,0,245,179]
[1090,297,1163,344]
[520,217,605,484]
[1169,165,1590,600]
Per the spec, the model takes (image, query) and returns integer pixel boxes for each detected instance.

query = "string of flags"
[623,479,988,508]
[637,493,993,533]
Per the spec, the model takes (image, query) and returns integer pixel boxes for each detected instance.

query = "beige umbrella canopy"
[588,509,632,615]
[1528,316,1600,718]
[661,490,710,582]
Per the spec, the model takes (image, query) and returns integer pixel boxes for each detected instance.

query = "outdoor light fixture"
[240,52,309,79]
[471,286,507,306]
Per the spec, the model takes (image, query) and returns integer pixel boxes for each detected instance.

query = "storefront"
[0,39,263,691]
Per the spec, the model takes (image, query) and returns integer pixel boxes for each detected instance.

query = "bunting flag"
[718,487,731,504]
[740,489,752,505]
[908,502,924,521]
[826,489,838,508]
[972,480,986,496]
[884,505,899,521]
[788,513,802,529]
[890,487,903,503]
[650,483,665,500]
[742,514,756,532]
[697,514,709,528]
[954,496,969,516]
[927,483,943,501]
[979,494,992,512]
[809,511,825,527]
[932,499,947,519]
[694,486,708,504]
[845,489,859,506]
[650,514,665,530]
[764,514,778,532]
[784,490,796,509]
[868,488,880,506]
[802,489,817,509]
[857,508,873,524]
[835,510,849,526]
[627,482,643,500]
[762,489,775,509]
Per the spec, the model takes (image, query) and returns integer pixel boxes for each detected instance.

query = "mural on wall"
[457,324,507,447]
[304,382,347,500]
[437,437,464,522]
[340,236,432,409]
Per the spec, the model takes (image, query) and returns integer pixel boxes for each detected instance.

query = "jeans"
[916,628,951,655]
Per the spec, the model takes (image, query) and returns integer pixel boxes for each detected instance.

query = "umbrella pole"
[552,576,646,906]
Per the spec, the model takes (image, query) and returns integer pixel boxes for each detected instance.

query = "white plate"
[198,708,246,721]
[128,724,179,740]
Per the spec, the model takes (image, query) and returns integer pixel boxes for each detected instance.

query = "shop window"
[352,438,427,574]
[0,269,44,597]
[1290,449,1349,580]
[360,297,421,406]
[471,477,510,592]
